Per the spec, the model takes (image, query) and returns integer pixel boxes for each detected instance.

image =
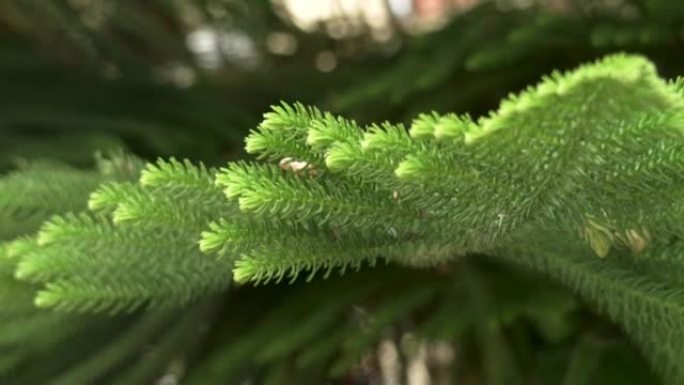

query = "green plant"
[1,52,683,383]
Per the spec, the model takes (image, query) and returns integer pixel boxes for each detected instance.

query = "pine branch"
[201,54,684,383]
[2,51,683,384]
[6,157,236,312]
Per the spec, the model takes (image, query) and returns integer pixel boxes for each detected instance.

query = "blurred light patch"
[220,31,260,68]
[153,63,196,88]
[389,0,414,19]
[379,338,402,385]
[186,27,223,69]
[276,0,392,39]
[407,342,430,385]
[186,27,260,70]
[314,51,338,72]
[275,0,484,38]
[266,32,298,55]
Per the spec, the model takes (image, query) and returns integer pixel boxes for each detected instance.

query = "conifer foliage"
[4,53,684,383]
[201,54,684,382]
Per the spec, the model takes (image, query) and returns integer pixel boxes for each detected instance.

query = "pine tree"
[4,1,684,384]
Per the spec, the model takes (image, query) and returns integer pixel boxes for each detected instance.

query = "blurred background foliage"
[6,0,684,168]
[1,0,684,384]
